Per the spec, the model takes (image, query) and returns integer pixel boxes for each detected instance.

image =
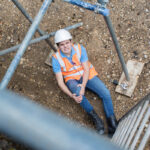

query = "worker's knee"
[105,88,111,96]
[75,86,81,96]
[98,87,111,99]
[66,79,80,94]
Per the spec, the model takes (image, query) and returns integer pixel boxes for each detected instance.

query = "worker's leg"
[66,79,93,113]
[86,76,114,118]
[66,79,105,134]
[86,76,117,135]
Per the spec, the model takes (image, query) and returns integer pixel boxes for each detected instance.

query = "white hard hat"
[54,29,72,44]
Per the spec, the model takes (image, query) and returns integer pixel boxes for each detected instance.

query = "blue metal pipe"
[104,16,130,81]
[0,90,123,150]
[64,0,109,16]
[12,0,57,52]
[0,22,83,56]
[0,0,52,89]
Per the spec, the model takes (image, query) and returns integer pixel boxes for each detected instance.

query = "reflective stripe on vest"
[73,44,81,60]
[64,70,84,78]
[69,65,82,71]
[55,52,66,71]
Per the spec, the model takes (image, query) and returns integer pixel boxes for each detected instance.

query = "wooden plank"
[115,60,144,97]
[44,50,55,67]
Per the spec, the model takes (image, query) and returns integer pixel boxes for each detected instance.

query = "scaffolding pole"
[0,90,122,150]
[0,22,83,56]
[0,0,52,89]
[12,0,57,52]
[64,0,130,81]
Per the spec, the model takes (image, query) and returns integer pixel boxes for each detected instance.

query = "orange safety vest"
[53,44,98,82]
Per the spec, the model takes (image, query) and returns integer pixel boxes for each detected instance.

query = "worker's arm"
[55,72,82,103]
[78,61,89,96]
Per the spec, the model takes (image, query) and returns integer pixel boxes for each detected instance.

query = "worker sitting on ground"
[52,29,118,136]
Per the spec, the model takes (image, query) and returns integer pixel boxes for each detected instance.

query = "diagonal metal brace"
[12,0,57,52]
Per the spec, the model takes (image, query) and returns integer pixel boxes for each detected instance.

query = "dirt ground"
[0,0,150,149]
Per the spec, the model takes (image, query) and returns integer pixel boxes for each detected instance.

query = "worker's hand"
[72,94,82,103]
[77,84,85,96]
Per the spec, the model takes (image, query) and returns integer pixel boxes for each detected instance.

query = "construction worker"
[52,29,118,136]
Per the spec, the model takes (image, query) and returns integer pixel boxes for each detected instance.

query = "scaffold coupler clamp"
[97,0,109,8]
[94,3,109,16]
[120,82,128,90]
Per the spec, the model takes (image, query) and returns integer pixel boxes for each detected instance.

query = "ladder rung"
[130,107,150,150]
[137,123,150,150]
[118,111,136,146]
[120,106,142,147]
[114,116,130,144]
[111,119,124,142]
[125,100,149,149]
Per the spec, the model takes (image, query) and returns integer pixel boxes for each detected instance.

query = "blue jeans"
[66,76,114,118]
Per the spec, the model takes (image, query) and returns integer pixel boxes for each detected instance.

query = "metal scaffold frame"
[0,0,130,90]
[0,0,83,89]
[2,0,149,149]
[112,93,150,150]
[64,0,130,81]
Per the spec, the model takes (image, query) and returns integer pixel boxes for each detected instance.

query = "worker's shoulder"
[73,43,85,50]
[73,43,82,47]
[52,51,59,58]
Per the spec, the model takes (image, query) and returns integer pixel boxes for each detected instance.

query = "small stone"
[145,9,149,13]
[80,8,84,13]
[67,16,71,20]
[107,75,110,79]
[86,25,89,29]
[112,73,116,77]
[93,97,97,100]
[10,39,13,43]
[7,36,11,40]
[80,39,83,43]
[144,54,148,59]
[107,59,111,64]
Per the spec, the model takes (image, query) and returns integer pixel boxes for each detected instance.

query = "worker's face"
[58,40,72,56]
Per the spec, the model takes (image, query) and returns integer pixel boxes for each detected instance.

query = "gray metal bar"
[0,22,83,56]
[137,124,150,150]
[120,107,142,147]
[104,15,130,81]
[125,100,149,149]
[0,90,123,150]
[114,116,130,144]
[130,107,150,150]
[0,0,52,89]
[111,118,125,142]
[114,117,129,143]
[12,0,57,52]
[117,112,136,146]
